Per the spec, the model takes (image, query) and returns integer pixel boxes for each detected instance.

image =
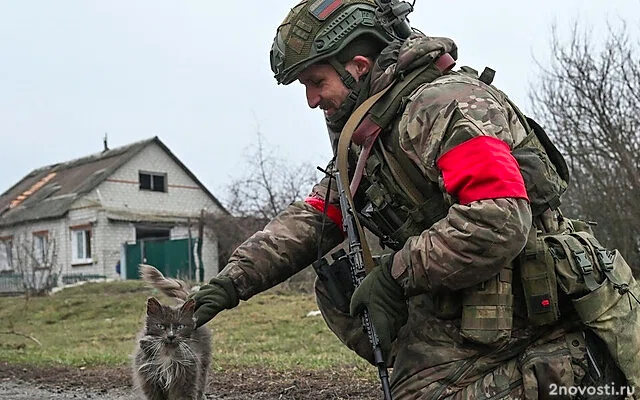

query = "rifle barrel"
[335,172,394,400]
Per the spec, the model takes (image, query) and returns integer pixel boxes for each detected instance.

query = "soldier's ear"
[346,55,372,80]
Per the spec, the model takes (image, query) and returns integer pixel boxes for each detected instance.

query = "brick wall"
[65,142,224,279]
[93,142,223,216]
[1,142,225,286]
[64,207,134,279]
[0,219,66,285]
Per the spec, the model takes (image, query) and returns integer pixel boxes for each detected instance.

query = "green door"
[125,242,143,280]
[164,239,196,280]
[144,240,167,276]
[125,238,197,280]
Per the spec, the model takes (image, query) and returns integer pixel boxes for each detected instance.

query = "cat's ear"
[181,298,196,314]
[146,297,162,316]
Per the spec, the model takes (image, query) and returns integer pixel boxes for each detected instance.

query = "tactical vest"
[354,65,568,252]
[351,64,640,391]
[352,63,449,251]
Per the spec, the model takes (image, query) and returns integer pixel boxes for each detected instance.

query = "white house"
[0,136,227,292]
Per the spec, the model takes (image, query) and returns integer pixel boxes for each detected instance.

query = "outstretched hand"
[189,276,239,328]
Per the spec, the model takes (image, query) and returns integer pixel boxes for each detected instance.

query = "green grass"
[0,280,370,374]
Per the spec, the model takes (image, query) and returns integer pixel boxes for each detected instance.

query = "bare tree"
[225,131,319,219]
[12,230,60,297]
[530,22,640,268]
[205,131,320,276]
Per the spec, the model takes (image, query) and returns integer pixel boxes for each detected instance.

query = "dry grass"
[0,280,370,376]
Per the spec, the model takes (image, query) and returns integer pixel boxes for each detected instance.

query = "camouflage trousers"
[314,278,611,400]
[440,333,588,400]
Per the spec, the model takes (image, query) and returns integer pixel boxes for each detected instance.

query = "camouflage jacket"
[221,33,532,304]
[220,35,579,397]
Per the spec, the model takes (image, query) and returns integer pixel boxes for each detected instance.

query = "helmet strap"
[325,58,365,132]
[328,58,357,90]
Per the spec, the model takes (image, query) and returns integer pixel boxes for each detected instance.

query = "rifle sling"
[336,84,393,274]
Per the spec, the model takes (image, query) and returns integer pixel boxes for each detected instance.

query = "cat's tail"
[139,264,190,300]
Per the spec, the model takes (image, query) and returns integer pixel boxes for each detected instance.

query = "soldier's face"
[297,56,371,118]
[298,63,350,117]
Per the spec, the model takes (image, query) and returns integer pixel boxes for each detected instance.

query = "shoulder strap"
[375,140,426,206]
[369,53,456,128]
[337,85,393,274]
[335,54,456,273]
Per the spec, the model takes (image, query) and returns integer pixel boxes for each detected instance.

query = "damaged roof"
[0,136,227,227]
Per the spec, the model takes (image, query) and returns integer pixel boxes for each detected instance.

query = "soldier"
[192,0,638,398]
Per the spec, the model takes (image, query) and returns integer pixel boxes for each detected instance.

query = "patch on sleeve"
[309,0,343,20]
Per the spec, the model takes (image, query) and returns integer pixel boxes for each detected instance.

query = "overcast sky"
[1,0,638,204]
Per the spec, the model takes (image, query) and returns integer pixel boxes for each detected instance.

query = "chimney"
[103,133,109,152]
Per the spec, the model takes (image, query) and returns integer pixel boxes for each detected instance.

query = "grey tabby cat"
[133,265,211,400]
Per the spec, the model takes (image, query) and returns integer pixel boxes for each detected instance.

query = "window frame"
[70,227,92,265]
[32,231,49,267]
[138,171,168,193]
[0,237,13,272]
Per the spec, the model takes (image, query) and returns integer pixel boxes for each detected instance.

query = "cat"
[132,264,212,400]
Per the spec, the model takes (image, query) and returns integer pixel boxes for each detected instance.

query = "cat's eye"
[176,324,185,330]
[155,323,166,330]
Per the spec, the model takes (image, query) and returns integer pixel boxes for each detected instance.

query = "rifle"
[335,170,393,400]
[311,167,393,400]
[311,4,416,396]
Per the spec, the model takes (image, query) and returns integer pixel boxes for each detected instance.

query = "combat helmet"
[270,0,403,86]
[271,0,413,130]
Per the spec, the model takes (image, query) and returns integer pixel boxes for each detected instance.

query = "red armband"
[436,136,528,205]
[305,197,343,230]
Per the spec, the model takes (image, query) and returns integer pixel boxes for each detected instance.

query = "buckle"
[573,250,593,274]
[595,249,614,272]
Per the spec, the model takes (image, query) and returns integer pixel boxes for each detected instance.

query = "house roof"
[0,136,228,227]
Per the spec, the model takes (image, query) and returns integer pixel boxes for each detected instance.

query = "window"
[71,229,92,264]
[33,233,48,266]
[0,238,13,272]
[139,171,167,192]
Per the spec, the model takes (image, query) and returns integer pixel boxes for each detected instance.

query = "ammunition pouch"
[312,249,355,314]
[360,148,446,252]
[460,264,514,345]
[519,227,561,325]
[518,220,640,393]
[566,235,640,395]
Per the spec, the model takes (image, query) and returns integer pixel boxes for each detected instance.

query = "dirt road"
[0,381,139,400]
[0,362,379,399]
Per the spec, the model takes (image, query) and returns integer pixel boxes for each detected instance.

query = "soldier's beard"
[324,77,368,132]
[325,94,356,132]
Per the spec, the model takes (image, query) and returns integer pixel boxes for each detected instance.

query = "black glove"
[190,276,239,328]
[349,253,408,357]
